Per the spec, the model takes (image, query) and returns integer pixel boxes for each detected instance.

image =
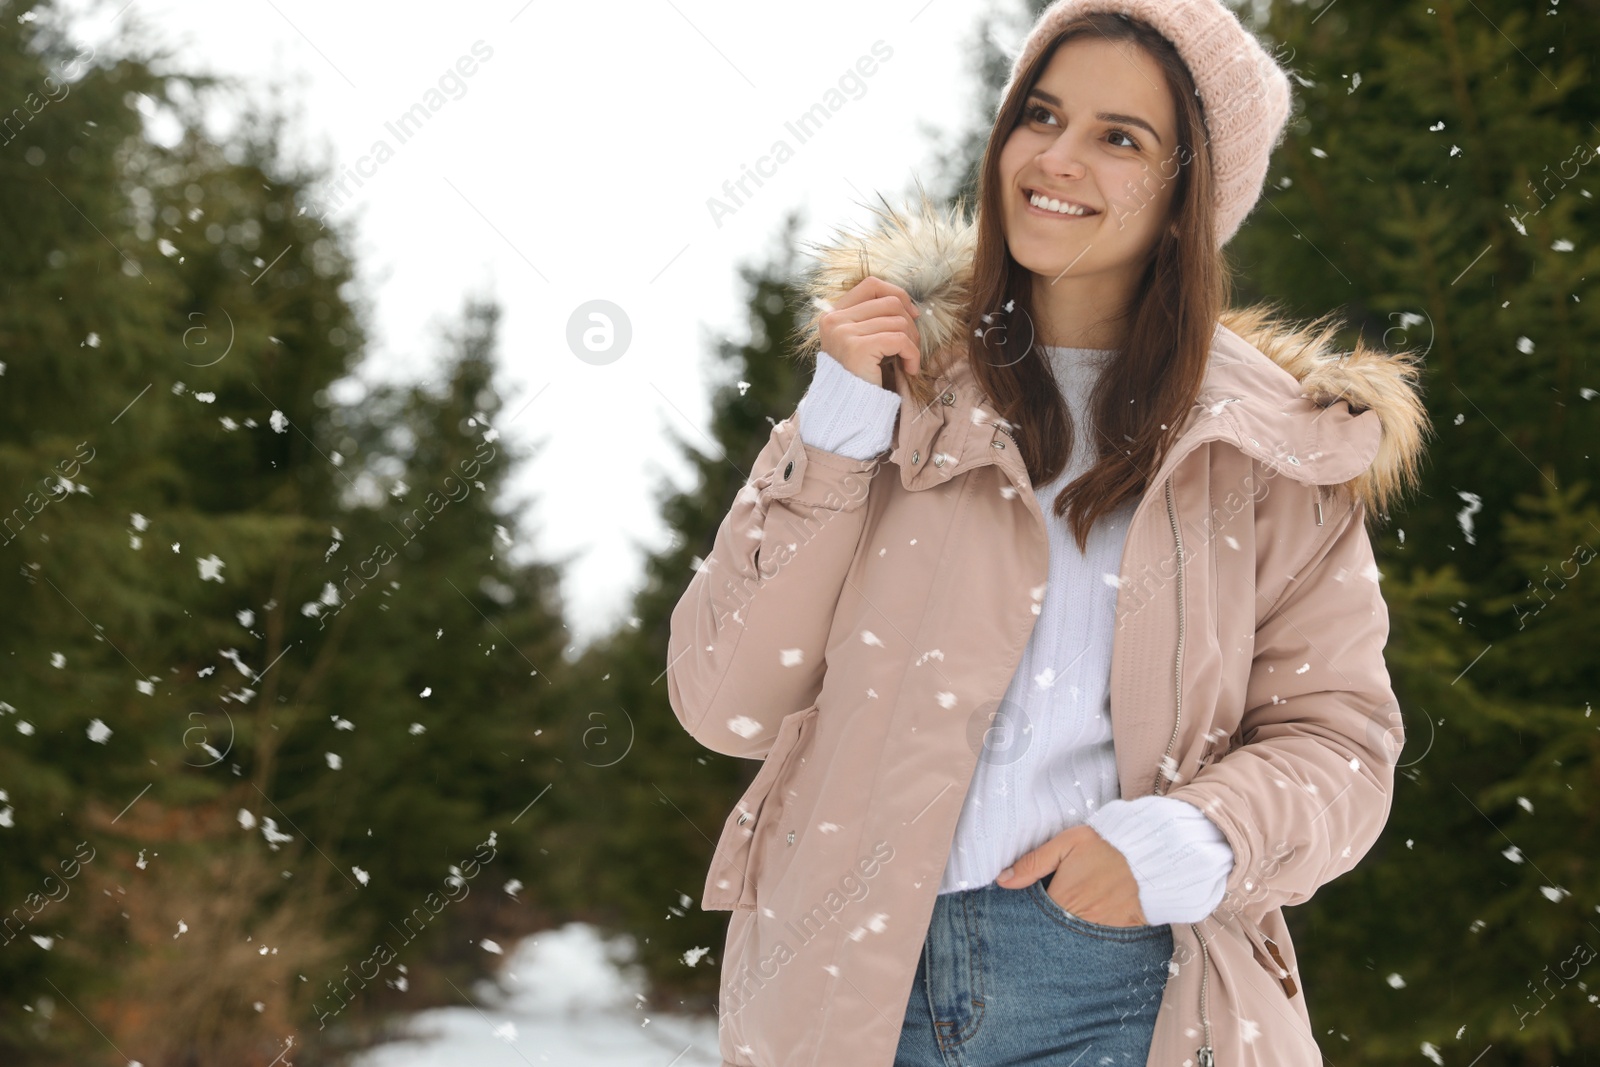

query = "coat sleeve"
[666,406,888,760]
[1163,490,1405,919]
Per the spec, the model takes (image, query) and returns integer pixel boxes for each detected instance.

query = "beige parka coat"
[666,197,1430,1067]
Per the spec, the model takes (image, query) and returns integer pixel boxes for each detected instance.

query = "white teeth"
[1029,192,1090,216]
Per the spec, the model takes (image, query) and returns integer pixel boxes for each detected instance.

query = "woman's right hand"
[818,276,923,389]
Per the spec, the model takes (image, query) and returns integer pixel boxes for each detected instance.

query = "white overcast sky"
[53,0,1023,654]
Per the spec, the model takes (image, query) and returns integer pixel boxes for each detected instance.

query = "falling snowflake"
[173,920,187,939]
[259,819,293,851]
[50,652,65,668]
[1455,491,1482,545]
[353,866,370,886]
[87,719,112,744]
[197,554,226,582]
[726,715,763,739]
[269,410,288,433]
[845,912,891,941]
[480,939,503,954]
[325,752,342,770]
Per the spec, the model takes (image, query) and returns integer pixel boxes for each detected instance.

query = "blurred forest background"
[1,0,1597,1063]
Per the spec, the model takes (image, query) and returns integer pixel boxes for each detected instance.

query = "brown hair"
[968,12,1230,552]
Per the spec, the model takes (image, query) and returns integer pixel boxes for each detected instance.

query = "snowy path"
[351,924,723,1067]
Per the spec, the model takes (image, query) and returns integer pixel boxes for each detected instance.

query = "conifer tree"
[0,2,572,1061]
[1226,1,1599,1061]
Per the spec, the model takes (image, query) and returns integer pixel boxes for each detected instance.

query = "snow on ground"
[351,923,723,1066]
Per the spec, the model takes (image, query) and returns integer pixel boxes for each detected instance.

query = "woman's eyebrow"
[1026,88,1163,147]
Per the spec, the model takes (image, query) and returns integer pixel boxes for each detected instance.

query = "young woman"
[667,1,1430,1065]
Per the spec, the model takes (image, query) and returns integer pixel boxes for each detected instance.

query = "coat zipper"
[1159,472,1215,1067]
[1153,473,1184,797]
[1195,925,1214,1066]
[998,439,1214,1064]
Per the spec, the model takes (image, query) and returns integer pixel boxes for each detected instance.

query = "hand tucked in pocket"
[995,824,1148,927]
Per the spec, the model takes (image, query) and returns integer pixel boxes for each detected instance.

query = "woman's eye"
[1108,128,1140,150]
[1027,104,1057,126]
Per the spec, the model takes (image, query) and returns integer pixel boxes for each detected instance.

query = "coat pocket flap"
[701,704,819,911]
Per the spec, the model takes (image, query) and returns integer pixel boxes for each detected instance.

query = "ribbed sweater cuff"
[795,350,902,461]
[1088,795,1236,925]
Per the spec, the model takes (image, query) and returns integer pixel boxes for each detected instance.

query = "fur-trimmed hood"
[795,191,1432,520]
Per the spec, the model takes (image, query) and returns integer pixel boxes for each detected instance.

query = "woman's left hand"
[996,824,1149,926]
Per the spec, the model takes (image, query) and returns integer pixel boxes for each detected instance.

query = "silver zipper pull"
[1197,1046,1214,1067]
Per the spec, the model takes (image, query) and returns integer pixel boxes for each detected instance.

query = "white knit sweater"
[794,347,1234,925]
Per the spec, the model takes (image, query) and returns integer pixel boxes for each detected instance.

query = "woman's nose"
[1039,130,1088,177]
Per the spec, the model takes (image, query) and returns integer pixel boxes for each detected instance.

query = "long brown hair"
[969,12,1231,552]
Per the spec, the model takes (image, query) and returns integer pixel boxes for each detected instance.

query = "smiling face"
[998,35,1183,342]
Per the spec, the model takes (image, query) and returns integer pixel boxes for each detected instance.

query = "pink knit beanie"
[999,0,1293,249]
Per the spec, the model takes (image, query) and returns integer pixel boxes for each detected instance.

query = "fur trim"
[795,184,977,401]
[795,189,1431,517]
[1216,302,1431,518]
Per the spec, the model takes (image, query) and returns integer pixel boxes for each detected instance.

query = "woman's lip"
[1022,188,1099,219]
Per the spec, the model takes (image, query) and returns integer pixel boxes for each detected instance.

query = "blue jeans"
[896,871,1173,1066]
